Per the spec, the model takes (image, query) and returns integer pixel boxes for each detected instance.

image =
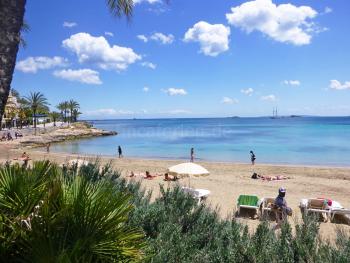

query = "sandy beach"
[1,141,350,241]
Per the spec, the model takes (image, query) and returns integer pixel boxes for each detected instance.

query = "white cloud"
[140,61,156,69]
[260,94,277,101]
[241,88,254,96]
[53,69,102,85]
[150,32,174,44]
[16,56,68,73]
[226,0,318,46]
[137,34,148,42]
[329,80,350,90]
[62,32,141,71]
[104,32,114,37]
[63,21,77,28]
[143,86,150,92]
[324,7,332,14]
[184,21,230,57]
[284,80,300,86]
[163,88,187,96]
[134,0,161,4]
[221,97,239,104]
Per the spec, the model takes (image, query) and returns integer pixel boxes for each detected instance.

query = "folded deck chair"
[330,208,350,221]
[237,195,259,217]
[327,201,350,221]
[259,197,276,219]
[182,187,210,204]
[300,198,331,222]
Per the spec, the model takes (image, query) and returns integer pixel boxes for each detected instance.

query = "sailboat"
[271,107,278,119]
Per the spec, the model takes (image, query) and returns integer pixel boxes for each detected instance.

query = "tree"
[0,0,134,130]
[72,108,82,122]
[49,111,61,126]
[23,92,49,133]
[0,161,145,261]
[57,101,69,123]
[68,99,80,123]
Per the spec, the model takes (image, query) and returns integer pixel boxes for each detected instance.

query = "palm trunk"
[0,0,26,131]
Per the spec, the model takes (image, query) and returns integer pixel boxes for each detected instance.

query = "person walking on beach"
[46,142,51,153]
[190,147,194,162]
[250,150,256,165]
[118,146,123,158]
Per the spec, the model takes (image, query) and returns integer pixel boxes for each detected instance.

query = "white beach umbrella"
[167,162,210,178]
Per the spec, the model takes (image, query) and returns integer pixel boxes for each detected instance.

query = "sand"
[1,142,350,241]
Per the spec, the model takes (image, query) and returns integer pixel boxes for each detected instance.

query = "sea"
[48,117,350,167]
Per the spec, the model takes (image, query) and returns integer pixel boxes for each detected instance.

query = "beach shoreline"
[36,148,350,169]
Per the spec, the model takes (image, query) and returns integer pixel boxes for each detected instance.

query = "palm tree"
[72,108,82,122]
[68,99,80,123]
[57,101,67,123]
[49,111,61,126]
[23,92,49,133]
[0,161,145,261]
[57,101,70,123]
[0,0,134,129]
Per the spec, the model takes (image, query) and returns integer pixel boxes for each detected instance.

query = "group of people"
[128,171,179,181]
[0,131,23,141]
[117,145,256,165]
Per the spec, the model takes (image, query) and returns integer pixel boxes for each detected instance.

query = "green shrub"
[0,161,145,262]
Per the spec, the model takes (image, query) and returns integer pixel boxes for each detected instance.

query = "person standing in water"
[250,150,256,165]
[190,148,194,162]
[118,146,123,158]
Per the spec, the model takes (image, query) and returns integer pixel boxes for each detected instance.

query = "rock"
[19,122,117,147]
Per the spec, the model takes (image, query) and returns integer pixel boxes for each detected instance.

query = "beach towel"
[237,195,259,207]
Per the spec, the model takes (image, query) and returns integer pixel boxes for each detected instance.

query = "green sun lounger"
[237,195,260,217]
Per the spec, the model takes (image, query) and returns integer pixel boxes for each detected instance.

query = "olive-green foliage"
[127,184,350,263]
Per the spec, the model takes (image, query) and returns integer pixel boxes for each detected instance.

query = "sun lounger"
[299,198,331,222]
[330,208,350,221]
[259,197,276,219]
[237,195,260,217]
[182,187,210,204]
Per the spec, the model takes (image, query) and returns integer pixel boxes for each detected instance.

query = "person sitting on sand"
[164,173,177,181]
[144,171,156,179]
[21,152,30,168]
[0,133,6,141]
[273,187,292,230]
[129,171,135,177]
[7,132,13,141]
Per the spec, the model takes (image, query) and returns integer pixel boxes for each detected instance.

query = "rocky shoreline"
[7,122,117,148]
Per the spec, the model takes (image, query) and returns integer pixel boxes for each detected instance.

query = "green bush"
[0,161,145,262]
[1,161,350,262]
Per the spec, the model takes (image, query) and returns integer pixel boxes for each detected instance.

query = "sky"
[12,0,350,119]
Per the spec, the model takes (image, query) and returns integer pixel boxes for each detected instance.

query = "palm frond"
[106,0,133,19]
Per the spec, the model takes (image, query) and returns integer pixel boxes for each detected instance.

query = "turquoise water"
[49,117,350,166]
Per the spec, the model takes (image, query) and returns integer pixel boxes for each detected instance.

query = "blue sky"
[12,0,350,119]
